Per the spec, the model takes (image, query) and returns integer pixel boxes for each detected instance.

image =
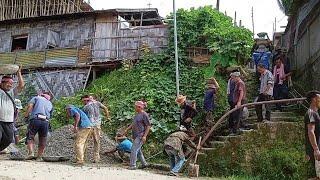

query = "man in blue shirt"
[24,92,53,160]
[66,105,92,165]
[105,131,132,162]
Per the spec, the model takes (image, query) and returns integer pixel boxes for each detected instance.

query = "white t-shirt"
[0,88,16,123]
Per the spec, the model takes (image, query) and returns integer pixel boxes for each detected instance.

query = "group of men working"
[2,51,320,178]
[0,72,153,171]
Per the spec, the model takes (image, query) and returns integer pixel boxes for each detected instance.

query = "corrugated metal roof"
[0,48,85,68]
[15,51,45,68]
[0,53,15,64]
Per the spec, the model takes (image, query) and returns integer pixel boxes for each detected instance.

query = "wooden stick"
[193,136,201,164]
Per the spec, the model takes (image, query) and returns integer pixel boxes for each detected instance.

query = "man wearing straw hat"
[0,67,24,152]
[176,95,197,138]
[164,128,199,176]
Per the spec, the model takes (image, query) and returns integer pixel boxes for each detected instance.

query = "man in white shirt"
[255,64,274,122]
[0,68,24,151]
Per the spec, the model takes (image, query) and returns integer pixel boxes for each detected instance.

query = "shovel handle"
[194,136,202,164]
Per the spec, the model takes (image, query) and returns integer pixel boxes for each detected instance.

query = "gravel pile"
[19,125,118,164]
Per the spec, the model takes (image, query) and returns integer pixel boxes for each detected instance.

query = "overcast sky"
[89,0,287,39]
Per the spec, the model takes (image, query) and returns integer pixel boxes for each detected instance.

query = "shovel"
[188,136,202,177]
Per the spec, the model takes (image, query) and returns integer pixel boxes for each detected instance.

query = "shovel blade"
[188,163,200,177]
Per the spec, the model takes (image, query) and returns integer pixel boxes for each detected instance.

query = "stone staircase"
[196,111,304,177]
[199,109,303,155]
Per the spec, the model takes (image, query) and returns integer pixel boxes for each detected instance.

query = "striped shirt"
[259,70,274,96]
[83,101,104,127]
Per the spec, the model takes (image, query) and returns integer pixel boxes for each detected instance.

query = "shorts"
[26,119,49,146]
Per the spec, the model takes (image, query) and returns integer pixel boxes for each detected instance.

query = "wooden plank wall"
[0,17,94,52]
[118,25,168,59]
[93,14,118,61]
[92,21,169,61]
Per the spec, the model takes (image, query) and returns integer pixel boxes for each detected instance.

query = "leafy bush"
[167,6,254,67]
[252,148,306,180]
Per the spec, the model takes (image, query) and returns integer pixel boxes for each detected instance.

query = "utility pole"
[273,23,275,34]
[173,0,180,96]
[239,20,242,27]
[216,0,220,11]
[274,17,277,32]
[251,6,255,38]
[234,11,237,27]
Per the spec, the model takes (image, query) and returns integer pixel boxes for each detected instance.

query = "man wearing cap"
[229,72,246,134]
[0,67,24,152]
[176,95,197,138]
[255,63,274,122]
[24,92,53,159]
[81,95,110,163]
[66,105,93,165]
[124,101,151,170]
[305,91,320,179]
[164,130,199,176]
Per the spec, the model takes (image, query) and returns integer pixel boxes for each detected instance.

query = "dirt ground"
[0,159,192,180]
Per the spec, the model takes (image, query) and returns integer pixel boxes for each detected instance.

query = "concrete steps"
[247,111,298,122]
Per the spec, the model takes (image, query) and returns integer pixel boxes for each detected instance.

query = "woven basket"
[0,64,19,75]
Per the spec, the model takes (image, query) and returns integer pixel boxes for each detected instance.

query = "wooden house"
[0,1,168,98]
[280,0,320,91]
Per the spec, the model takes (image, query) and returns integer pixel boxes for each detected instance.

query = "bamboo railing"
[200,98,307,146]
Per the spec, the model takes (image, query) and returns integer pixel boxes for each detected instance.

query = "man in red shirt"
[229,72,246,135]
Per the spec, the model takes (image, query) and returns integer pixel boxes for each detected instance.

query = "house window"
[11,35,28,52]
[47,30,60,49]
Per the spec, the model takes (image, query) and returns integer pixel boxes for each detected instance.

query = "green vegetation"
[167,6,254,67]
[252,148,306,179]
[198,122,307,179]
